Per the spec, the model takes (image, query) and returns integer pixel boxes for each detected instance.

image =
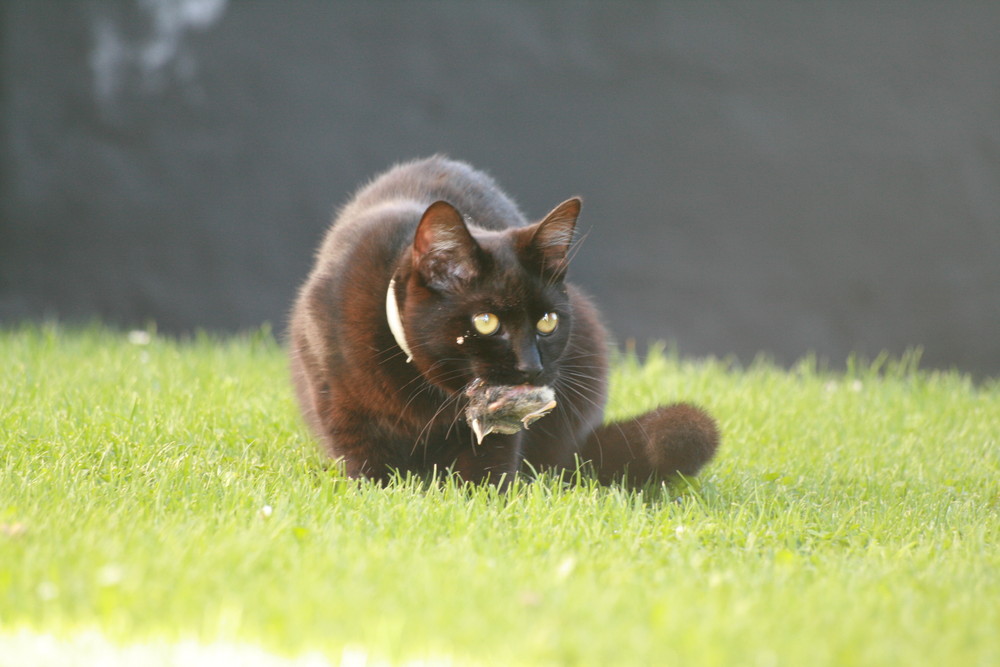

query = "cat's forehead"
[470,226,515,248]
[466,269,561,312]
[470,272,534,302]
[472,226,532,266]
[457,226,566,306]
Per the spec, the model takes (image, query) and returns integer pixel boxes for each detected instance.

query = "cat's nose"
[514,337,544,384]
[515,344,544,384]
[517,363,544,385]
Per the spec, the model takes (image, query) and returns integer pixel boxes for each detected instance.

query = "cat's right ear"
[412,200,481,291]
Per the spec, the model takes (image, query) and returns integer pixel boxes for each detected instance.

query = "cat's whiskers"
[393,357,467,425]
[554,370,604,405]
[552,356,599,372]
[549,367,620,461]
[555,369,639,467]
[394,361,462,431]
[411,377,469,457]
[372,337,434,367]
[554,364,603,380]
[443,383,476,441]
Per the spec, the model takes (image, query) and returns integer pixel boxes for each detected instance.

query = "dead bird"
[464,379,557,445]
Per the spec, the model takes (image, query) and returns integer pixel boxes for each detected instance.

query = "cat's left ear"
[524,197,581,279]
[412,200,481,290]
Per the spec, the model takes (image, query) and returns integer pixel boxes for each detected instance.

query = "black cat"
[289,156,718,485]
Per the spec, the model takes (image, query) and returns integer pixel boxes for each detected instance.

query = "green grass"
[1,323,998,666]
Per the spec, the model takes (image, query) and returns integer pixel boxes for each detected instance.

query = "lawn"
[1,324,998,666]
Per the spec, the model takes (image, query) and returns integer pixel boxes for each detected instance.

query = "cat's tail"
[580,403,720,485]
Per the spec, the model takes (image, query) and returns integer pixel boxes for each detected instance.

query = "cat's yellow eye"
[536,312,559,335]
[472,312,501,336]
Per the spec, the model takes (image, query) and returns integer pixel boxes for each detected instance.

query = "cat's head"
[397,198,581,394]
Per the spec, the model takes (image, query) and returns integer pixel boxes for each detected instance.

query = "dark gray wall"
[3,1,999,376]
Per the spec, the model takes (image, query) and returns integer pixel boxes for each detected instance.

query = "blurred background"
[2,1,998,376]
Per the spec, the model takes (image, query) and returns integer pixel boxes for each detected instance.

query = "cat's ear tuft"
[527,197,580,278]
[412,200,481,290]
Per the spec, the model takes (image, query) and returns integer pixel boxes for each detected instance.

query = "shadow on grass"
[300,448,721,513]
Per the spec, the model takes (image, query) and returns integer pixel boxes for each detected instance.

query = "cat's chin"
[464,379,558,444]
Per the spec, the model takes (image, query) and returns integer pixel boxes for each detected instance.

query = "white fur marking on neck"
[386,278,414,363]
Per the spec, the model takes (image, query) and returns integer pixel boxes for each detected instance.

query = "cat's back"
[312,156,526,275]
[339,156,526,233]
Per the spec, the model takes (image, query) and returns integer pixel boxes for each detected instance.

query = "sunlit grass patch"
[2,324,998,665]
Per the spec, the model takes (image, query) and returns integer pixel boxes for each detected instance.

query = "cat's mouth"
[464,379,558,444]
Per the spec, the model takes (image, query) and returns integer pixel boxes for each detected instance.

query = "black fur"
[289,156,719,485]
